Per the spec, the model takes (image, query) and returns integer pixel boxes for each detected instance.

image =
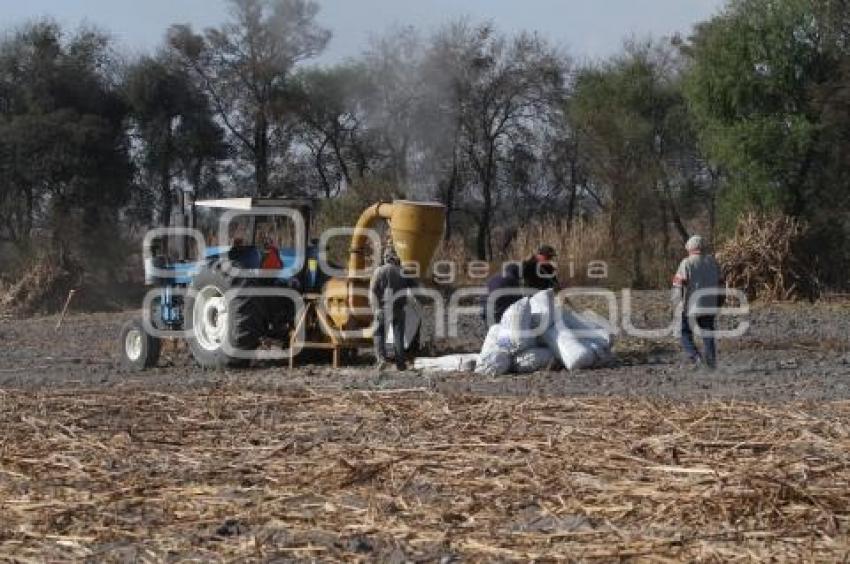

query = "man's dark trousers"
[374,305,406,369]
[681,314,717,368]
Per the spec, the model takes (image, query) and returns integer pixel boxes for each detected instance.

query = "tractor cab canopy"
[150,196,324,290]
[194,197,315,212]
[193,197,315,250]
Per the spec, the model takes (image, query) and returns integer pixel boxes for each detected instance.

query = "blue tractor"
[119,197,329,370]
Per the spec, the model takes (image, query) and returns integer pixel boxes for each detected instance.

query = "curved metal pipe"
[347,201,394,276]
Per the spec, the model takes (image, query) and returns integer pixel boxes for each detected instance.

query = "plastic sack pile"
[475,289,613,375]
[413,290,614,375]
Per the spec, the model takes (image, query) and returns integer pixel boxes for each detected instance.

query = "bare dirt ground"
[1,297,849,560]
[1,296,849,401]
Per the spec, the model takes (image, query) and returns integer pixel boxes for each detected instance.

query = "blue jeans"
[681,314,716,367]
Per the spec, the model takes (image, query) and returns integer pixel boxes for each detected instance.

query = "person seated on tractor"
[260,235,283,270]
[481,263,522,327]
[370,247,413,371]
[522,244,560,291]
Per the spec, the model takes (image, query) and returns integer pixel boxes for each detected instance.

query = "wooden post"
[54,289,77,331]
[289,303,311,371]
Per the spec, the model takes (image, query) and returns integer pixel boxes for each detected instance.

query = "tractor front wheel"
[119,318,162,371]
[185,266,263,369]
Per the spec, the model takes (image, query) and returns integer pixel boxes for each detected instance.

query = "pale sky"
[0,0,726,63]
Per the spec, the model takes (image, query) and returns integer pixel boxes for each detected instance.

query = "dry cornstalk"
[0,388,847,561]
[717,213,820,301]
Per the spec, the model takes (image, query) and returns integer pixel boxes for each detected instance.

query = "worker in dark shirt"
[522,244,559,291]
[482,263,523,327]
[370,247,410,371]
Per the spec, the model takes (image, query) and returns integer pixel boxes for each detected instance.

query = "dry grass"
[1,388,848,561]
[717,213,820,302]
[506,218,610,286]
[0,255,81,317]
[431,219,612,287]
[435,217,681,288]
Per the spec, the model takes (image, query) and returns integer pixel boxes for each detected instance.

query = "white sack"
[529,289,557,333]
[475,350,512,376]
[512,347,555,373]
[540,307,615,370]
[480,324,503,357]
[477,324,512,375]
[414,354,478,372]
[559,309,613,348]
[386,294,422,350]
[570,312,614,363]
[541,325,598,371]
[497,297,536,352]
[587,339,615,365]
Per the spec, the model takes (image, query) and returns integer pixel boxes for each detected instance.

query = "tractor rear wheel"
[186,265,264,369]
[119,318,161,371]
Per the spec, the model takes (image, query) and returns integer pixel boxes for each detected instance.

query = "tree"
[682,0,837,219]
[0,21,131,256]
[425,23,564,259]
[359,27,426,187]
[168,0,330,195]
[418,21,481,243]
[681,0,850,286]
[125,54,226,228]
[570,40,705,286]
[538,98,587,232]
[286,64,371,198]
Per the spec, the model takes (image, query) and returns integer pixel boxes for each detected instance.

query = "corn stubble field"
[1,301,850,561]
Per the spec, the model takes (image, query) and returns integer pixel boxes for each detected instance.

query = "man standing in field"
[673,235,723,369]
[370,247,410,371]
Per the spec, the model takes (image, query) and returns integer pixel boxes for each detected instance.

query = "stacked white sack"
[476,324,512,375]
[529,289,557,330]
[496,297,536,352]
[542,307,614,371]
[478,295,552,375]
[541,325,597,370]
[531,288,614,371]
[512,347,555,373]
[477,289,615,374]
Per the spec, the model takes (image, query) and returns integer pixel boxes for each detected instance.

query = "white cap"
[685,235,706,252]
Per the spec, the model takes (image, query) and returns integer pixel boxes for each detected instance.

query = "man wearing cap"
[522,244,560,291]
[370,246,413,371]
[673,235,723,369]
